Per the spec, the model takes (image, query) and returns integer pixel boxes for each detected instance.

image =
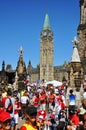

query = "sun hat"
[0,112,11,122]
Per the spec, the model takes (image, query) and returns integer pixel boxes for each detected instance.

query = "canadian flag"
[25,75,30,85]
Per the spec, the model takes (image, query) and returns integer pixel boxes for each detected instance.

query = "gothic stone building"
[0,0,85,87]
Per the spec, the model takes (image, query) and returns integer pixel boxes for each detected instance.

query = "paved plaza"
[18,118,25,129]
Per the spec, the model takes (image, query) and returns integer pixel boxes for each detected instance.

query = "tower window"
[84,44,86,57]
[85,33,86,38]
[43,69,45,76]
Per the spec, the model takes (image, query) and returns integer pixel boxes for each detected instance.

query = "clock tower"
[77,0,86,76]
[40,13,54,81]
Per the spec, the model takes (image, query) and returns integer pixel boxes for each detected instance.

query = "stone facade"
[40,30,54,81]
[77,0,86,75]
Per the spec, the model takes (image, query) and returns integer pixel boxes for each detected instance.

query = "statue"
[18,46,24,56]
[15,71,19,89]
[72,36,79,47]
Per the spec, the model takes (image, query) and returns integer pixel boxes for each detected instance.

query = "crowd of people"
[0,80,86,130]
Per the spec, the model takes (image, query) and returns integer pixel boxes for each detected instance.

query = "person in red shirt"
[48,90,55,111]
[67,110,80,130]
[0,101,5,114]
[33,93,40,109]
[58,99,66,110]
[0,112,12,130]
[37,110,47,130]
[39,91,47,110]
[14,97,21,130]
[57,93,62,101]
[1,95,7,108]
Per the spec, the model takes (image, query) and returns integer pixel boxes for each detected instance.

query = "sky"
[0,0,80,70]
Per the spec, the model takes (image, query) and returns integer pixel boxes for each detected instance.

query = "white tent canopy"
[45,80,62,87]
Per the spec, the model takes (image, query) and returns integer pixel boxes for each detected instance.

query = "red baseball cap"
[0,112,12,122]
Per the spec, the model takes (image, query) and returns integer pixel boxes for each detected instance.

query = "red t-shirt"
[57,95,62,101]
[1,97,7,107]
[71,114,80,126]
[48,94,55,103]
[40,94,46,104]
[34,97,40,107]
[14,102,21,114]
[60,102,66,110]
[0,108,5,114]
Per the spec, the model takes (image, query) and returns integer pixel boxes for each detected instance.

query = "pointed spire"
[71,37,80,62]
[29,60,31,65]
[2,60,5,70]
[43,13,51,31]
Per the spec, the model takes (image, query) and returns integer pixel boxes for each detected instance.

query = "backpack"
[6,98,13,113]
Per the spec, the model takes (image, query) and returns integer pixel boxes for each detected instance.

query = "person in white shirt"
[20,90,29,119]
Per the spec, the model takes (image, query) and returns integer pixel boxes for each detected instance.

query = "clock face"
[48,32,52,37]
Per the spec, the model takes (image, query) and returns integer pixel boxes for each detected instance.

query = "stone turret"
[16,46,27,90]
[16,46,26,76]
[68,37,83,88]
[0,61,7,85]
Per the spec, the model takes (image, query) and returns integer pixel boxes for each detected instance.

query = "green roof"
[43,13,51,31]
